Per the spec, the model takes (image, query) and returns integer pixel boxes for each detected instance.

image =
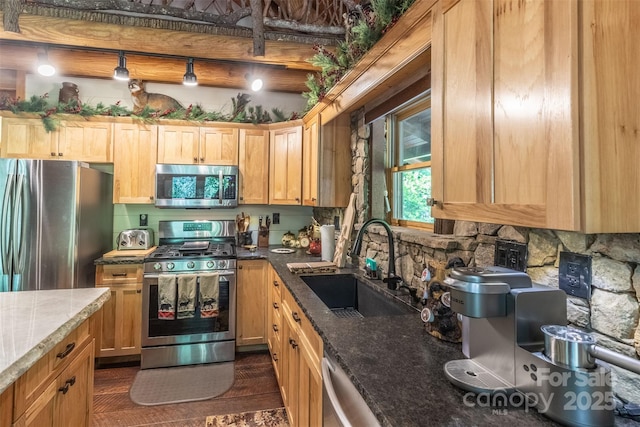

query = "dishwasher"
[322,355,381,427]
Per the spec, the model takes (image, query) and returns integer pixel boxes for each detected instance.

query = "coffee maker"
[443,266,629,427]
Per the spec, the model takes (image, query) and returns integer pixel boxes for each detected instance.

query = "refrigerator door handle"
[1,167,15,292]
[12,172,26,275]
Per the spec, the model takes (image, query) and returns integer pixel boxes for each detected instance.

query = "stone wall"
[327,108,640,404]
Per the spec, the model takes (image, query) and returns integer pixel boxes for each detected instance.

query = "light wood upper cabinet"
[157,124,238,165]
[269,123,303,205]
[57,120,113,162]
[432,0,640,233]
[303,113,351,208]
[0,116,112,162]
[113,123,158,204]
[236,259,268,346]
[238,128,269,204]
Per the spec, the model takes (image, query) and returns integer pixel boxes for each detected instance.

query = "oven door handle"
[143,270,236,279]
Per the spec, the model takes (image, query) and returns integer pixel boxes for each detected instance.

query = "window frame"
[386,95,433,231]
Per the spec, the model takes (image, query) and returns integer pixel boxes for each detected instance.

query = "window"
[386,96,433,229]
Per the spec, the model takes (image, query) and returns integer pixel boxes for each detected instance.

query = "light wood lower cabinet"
[236,260,268,347]
[11,316,97,427]
[95,264,143,357]
[268,264,323,427]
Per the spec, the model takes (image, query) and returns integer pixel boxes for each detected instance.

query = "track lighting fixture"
[183,58,198,86]
[113,51,130,81]
[36,52,56,77]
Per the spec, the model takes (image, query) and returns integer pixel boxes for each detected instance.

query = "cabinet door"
[432,0,577,229]
[54,342,94,427]
[200,126,238,165]
[57,120,113,162]
[238,128,269,204]
[113,123,158,204]
[157,125,199,164]
[297,339,323,427]
[302,115,319,206]
[0,117,57,159]
[269,125,302,205]
[97,283,142,357]
[282,309,300,427]
[236,260,268,346]
[267,266,283,381]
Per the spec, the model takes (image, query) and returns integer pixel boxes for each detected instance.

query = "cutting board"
[103,247,156,258]
[286,262,337,274]
[333,193,356,267]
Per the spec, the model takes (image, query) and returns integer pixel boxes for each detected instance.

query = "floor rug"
[205,407,289,426]
[129,362,234,406]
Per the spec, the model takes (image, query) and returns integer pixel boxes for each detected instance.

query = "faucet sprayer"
[350,219,402,290]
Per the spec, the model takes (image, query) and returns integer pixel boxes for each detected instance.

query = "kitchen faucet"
[350,219,402,290]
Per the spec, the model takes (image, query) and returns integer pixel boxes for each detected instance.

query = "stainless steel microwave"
[155,164,238,208]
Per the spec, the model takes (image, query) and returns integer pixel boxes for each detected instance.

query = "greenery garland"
[302,0,415,112]
[0,92,300,132]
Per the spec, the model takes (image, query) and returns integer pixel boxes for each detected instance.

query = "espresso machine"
[444,266,640,427]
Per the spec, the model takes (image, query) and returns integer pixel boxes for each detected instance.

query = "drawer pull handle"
[273,302,279,309]
[136,289,142,293]
[58,383,70,394]
[66,376,76,387]
[292,312,301,323]
[272,324,278,332]
[272,353,278,362]
[289,338,298,349]
[111,272,127,277]
[56,342,75,359]
[273,280,279,287]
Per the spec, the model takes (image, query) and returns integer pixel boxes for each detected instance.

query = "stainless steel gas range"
[141,220,236,369]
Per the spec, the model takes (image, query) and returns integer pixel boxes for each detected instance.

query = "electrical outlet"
[559,252,592,300]
[272,213,280,224]
[494,239,528,272]
[139,214,148,227]
[334,215,340,229]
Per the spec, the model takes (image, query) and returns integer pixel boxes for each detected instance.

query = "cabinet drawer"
[282,289,322,362]
[13,318,92,421]
[96,264,141,285]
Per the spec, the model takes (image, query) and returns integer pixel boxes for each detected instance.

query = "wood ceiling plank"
[0,12,319,71]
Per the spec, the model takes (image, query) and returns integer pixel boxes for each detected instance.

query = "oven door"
[142,270,236,347]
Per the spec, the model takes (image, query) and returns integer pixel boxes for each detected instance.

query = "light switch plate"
[494,239,528,272]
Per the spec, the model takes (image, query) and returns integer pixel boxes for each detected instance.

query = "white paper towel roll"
[320,225,335,262]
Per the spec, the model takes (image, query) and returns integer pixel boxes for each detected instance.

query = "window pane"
[399,108,431,165]
[393,167,433,223]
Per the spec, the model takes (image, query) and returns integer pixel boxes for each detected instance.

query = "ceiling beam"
[0,12,320,71]
[0,43,311,93]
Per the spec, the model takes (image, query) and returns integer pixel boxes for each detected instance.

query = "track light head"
[183,58,198,86]
[113,51,130,81]
[37,52,56,77]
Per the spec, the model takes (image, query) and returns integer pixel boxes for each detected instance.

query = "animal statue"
[128,79,183,114]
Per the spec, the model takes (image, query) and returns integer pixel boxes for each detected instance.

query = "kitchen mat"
[129,362,234,406]
[205,407,288,426]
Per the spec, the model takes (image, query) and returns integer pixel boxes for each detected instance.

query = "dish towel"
[158,274,177,320]
[199,273,220,318]
[177,274,197,319]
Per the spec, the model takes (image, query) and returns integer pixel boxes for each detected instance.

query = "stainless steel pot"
[542,324,640,374]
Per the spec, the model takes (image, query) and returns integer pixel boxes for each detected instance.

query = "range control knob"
[206,261,215,269]
[167,262,175,270]
[153,263,162,271]
[187,261,195,269]
[218,260,227,269]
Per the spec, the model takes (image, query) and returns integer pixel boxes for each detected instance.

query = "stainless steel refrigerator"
[1,159,113,292]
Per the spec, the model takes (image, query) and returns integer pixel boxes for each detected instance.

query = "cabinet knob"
[295,197,300,202]
[426,198,439,207]
[273,280,279,287]
[149,196,154,200]
[238,265,243,269]
[312,198,316,202]
[272,324,278,332]
[200,157,205,162]
[292,312,301,323]
[289,338,298,349]
[273,302,279,309]
[58,152,63,157]
[136,289,142,293]
[50,152,56,157]
[272,353,278,362]
[193,157,198,162]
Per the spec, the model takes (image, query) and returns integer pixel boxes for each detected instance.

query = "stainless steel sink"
[300,274,415,318]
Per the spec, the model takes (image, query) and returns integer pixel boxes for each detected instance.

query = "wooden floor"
[92,351,284,427]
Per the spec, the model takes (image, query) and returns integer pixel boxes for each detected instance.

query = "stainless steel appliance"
[322,354,381,427]
[141,220,236,369]
[1,159,113,292]
[155,164,238,208]
[444,266,640,427]
[117,228,154,250]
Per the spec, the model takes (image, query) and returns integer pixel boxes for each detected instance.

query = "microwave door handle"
[219,170,223,204]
